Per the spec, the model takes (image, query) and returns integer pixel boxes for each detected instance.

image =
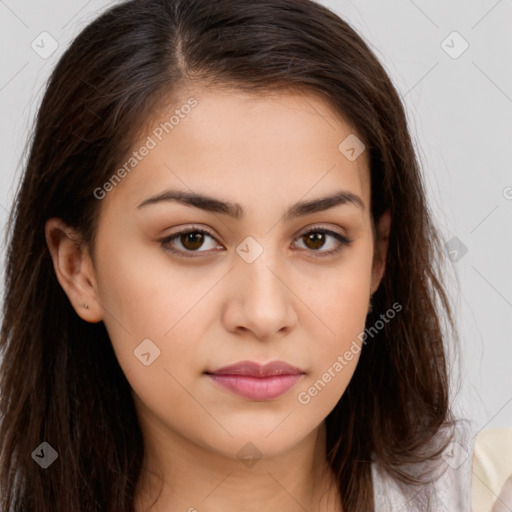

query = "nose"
[221,242,297,341]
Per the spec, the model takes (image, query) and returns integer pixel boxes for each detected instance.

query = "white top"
[372,420,474,511]
[471,427,512,512]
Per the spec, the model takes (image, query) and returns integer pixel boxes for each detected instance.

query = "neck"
[134,422,342,512]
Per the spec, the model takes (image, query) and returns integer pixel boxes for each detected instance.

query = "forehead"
[101,85,371,216]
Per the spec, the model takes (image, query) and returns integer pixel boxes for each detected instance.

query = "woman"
[0,0,472,510]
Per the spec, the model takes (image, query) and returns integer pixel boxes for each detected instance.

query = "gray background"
[0,0,511,434]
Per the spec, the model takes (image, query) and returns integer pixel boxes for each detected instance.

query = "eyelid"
[159,224,352,258]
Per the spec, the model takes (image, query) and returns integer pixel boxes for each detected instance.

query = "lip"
[205,360,305,400]
[208,360,304,377]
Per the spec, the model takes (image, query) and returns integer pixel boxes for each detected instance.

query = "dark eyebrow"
[137,188,364,220]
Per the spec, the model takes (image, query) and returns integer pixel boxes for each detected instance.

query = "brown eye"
[160,226,352,259]
[294,228,352,257]
[303,232,327,250]
[180,231,206,251]
[160,228,220,257]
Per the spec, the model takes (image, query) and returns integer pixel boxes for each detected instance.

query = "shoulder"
[372,419,474,511]
[472,427,512,512]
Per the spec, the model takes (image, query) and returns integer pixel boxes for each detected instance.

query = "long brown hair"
[1,0,459,510]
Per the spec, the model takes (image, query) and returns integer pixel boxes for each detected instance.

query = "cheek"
[296,239,373,405]
[306,237,373,340]
[94,239,215,385]
[95,251,211,437]
[96,233,211,331]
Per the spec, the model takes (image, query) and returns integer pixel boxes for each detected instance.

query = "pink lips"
[205,360,305,400]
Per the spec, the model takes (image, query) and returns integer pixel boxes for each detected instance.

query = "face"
[48,85,389,466]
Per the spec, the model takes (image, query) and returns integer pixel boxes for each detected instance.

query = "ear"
[370,209,391,295]
[45,218,103,323]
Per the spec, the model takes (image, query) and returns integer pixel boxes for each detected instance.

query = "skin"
[46,86,391,512]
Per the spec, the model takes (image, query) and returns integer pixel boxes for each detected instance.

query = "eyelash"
[159,225,353,259]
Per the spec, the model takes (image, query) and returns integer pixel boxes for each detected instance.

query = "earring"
[81,304,89,309]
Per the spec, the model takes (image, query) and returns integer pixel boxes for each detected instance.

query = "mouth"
[204,360,306,401]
